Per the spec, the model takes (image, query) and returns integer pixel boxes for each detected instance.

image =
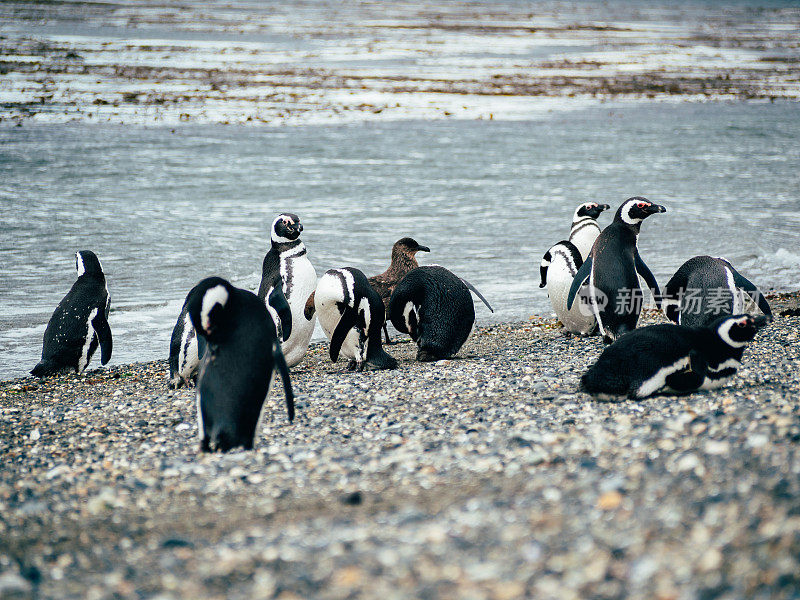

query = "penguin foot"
[346,360,358,371]
[416,348,441,362]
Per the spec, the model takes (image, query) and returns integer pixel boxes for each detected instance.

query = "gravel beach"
[1,294,798,600]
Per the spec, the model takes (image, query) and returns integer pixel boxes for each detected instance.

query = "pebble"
[1,302,799,600]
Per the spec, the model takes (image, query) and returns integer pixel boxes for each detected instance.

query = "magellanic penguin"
[31,250,112,377]
[569,202,611,261]
[663,255,773,328]
[567,197,666,344]
[168,295,198,389]
[187,277,294,453]
[368,237,430,343]
[257,213,317,367]
[580,314,769,399]
[308,267,397,371]
[387,265,494,362]
[539,240,597,335]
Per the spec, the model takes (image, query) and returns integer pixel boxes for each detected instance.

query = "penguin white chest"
[546,255,596,336]
[569,221,600,261]
[281,254,318,367]
[314,274,366,362]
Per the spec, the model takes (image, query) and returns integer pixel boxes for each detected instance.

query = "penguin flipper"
[330,306,358,362]
[730,267,773,320]
[634,251,661,310]
[459,278,494,313]
[267,286,293,342]
[663,271,687,324]
[539,249,552,288]
[272,338,295,422]
[566,257,592,310]
[665,350,708,393]
[92,310,113,365]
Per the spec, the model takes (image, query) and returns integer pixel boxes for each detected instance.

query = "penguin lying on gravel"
[32,250,112,377]
[368,237,430,343]
[307,267,397,371]
[539,240,597,335]
[663,255,773,328]
[567,197,666,344]
[568,202,611,261]
[388,266,493,361]
[187,277,294,452]
[580,314,769,399]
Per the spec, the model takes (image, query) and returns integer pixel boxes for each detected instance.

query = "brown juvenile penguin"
[368,237,430,343]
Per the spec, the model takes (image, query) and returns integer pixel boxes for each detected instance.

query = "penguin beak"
[751,315,770,329]
[417,245,430,252]
[648,204,667,214]
[297,223,303,233]
[600,204,611,211]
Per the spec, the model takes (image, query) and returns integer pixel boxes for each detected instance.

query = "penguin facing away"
[257,213,317,368]
[567,197,666,344]
[580,314,769,399]
[187,277,294,453]
[663,255,773,328]
[569,202,611,261]
[539,240,597,335]
[31,250,112,377]
[388,265,494,362]
[368,237,430,343]
[168,297,198,389]
[310,267,397,371]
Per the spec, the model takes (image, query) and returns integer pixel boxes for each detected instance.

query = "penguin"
[168,277,291,389]
[387,266,494,362]
[368,237,430,343]
[168,297,198,389]
[31,250,112,377]
[257,213,317,367]
[662,255,773,328]
[568,202,611,261]
[580,313,769,399]
[307,267,397,371]
[187,277,294,453]
[539,240,597,335]
[567,197,666,344]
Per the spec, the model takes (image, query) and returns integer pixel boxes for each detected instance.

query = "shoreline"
[1,294,798,598]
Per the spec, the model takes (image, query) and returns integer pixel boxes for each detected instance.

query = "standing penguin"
[368,237,430,343]
[387,266,494,362]
[567,197,666,344]
[662,255,773,328]
[568,202,611,261]
[307,267,397,371]
[257,213,317,367]
[539,240,597,335]
[31,250,112,377]
[187,277,294,453]
[580,314,768,399]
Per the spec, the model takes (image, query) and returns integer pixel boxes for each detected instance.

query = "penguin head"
[75,250,104,278]
[574,202,611,221]
[615,197,666,227]
[392,237,430,260]
[712,314,769,348]
[271,213,303,243]
[186,277,234,342]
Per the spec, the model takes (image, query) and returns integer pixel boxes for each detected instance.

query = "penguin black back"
[388,266,490,361]
[32,250,112,377]
[187,277,294,453]
[663,255,772,328]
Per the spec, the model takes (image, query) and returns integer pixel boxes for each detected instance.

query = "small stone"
[597,490,622,510]
[29,428,40,442]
